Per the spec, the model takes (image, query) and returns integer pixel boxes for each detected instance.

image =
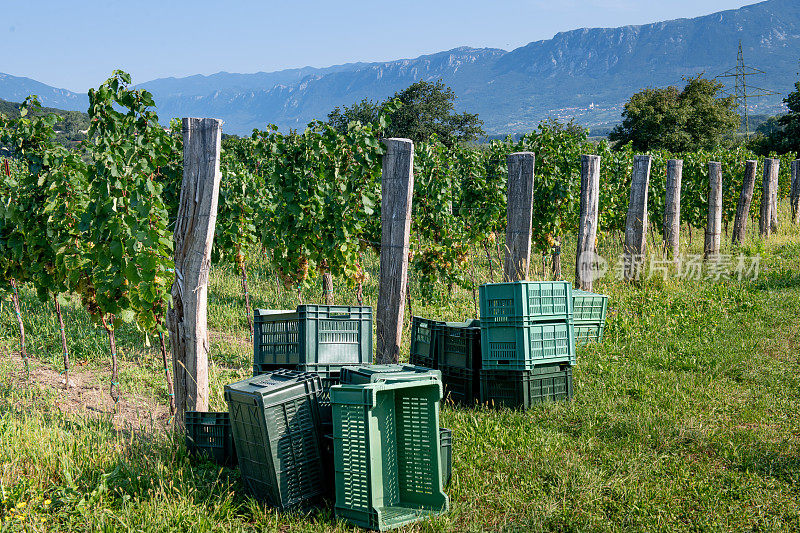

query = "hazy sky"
[1,0,759,92]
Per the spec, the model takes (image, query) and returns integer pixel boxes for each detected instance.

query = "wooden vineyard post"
[622,155,652,281]
[575,154,600,291]
[733,160,758,244]
[705,162,723,259]
[791,160,800,224]
[760,158,779,238]
[663,159,683,260]
[504,152,535,282]
[376,138,414,365]
[167,118,223,420]
[323,272,334,305]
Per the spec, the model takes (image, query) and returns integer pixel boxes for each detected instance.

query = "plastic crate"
[438,320,481,371]
[440,365,478,406]
[480,320,576,370]
[253,305,373,369]
[322,433,335,499]
[341,364,441,386]
[572,290,608,323]
[185,411,237,466]
[479,281,572,324]
[575,322,605,345]
[409,317,445,368]
[224,369,327,509]
[298,363,351,426]
[440,428,452,487]
[331,379,449,531]
[480,365,573,409]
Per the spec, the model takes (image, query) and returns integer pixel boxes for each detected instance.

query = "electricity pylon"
[716,41,779,137]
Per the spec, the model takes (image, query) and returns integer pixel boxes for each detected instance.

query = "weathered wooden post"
[732,160,758,244]
[623,155,652,281]
[504,152,535,282]
[759,158,779,238]
[322,272,334,305]
[663,159,683,259]
[575,154,600,291]
[705,162,723,259]
[167,118,223,420]
[376,138,414,364]
[791,160,800,224]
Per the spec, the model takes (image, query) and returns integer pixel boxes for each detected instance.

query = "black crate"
[185,411,237,466]
[410,317,445,368]
[440,364,478,406]
[480,364,573,409]
[438,320,481,371]
[440,428,452,487]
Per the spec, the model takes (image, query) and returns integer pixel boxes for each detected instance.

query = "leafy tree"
[327,80,484,146]
[610,76,739,152]
[750,80,800,155]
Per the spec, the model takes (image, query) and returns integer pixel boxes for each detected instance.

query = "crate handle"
[327,312,351,319]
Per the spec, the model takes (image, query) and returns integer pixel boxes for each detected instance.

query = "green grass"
[1,209,800,531]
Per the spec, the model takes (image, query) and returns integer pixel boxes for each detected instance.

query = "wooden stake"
[575,154,601,290]
[623,155,652,281]
[760,158,779,238]
[101,315,119,412]
[733,160,758,244]
[705,162,723,259]
[663,159,683,260]
[53,294,70,389]
[376,138,414,364]
[167,118,223,419]
[791,160,800,224]
[10,279,27,375]
[504,152,535,282]
[322,272,334,305]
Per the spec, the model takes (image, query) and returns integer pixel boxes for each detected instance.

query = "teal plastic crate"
[480,320,576,370]
[331,379,449,531]
[480,365,573,409]
[438,319,481,371]
[409,317,445,368]
[479,281,572,324]
[575,322,604,345]
[440,428,452,487]
[341,364,441,386]
[253,305,373,369]
[185,411,236,466]
[224,369,327,509]
[572,290,608,323]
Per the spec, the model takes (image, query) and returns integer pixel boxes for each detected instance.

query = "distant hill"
[1,0,797,135]
[0,98,90,146]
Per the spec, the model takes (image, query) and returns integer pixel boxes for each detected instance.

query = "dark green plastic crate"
[480,365,573,409]
[440,364,478,406]
[575,322,605,345]
[322,433,335,499]
[331,379,449,531]
[341,364,441,386]
[438,319,481,371]
[298,362,352,427]
[480,320,576,370]
[224,369,327,509]
[479,281,572,324]
[410,317,445,368]
[253,305,373,369]
[440,428,452,487]
[572,290,608,323]
[185,411,236,466]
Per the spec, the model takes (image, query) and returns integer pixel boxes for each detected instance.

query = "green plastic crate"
[572,290,608,323]
[480,320,576,370]
[297,362,353,427]
[409,317,445,368]
[331,379,449,531]
[185,411,236,466]
[480,365,573,409]
[440,365,478,406]
[438,319,481,371]
[575,322,605,345]
[479,281,572,324]
[341,364,441,386]
[253,305,373,370]
[440,428,452,487]
[224,369,327,509]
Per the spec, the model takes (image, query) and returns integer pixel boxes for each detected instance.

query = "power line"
[715,40,780,137]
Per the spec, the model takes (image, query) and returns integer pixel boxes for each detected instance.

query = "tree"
[610,76,739,152]
[327,80,484,146]
[750,80,800,155]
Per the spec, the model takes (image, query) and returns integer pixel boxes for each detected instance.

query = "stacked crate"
[437,319,481,405]
[572,290,609,345]
[478,281,575,408]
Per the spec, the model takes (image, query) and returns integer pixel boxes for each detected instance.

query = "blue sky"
[1,0,758,92]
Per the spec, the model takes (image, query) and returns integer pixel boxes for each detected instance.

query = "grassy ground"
[1,210,799,531]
